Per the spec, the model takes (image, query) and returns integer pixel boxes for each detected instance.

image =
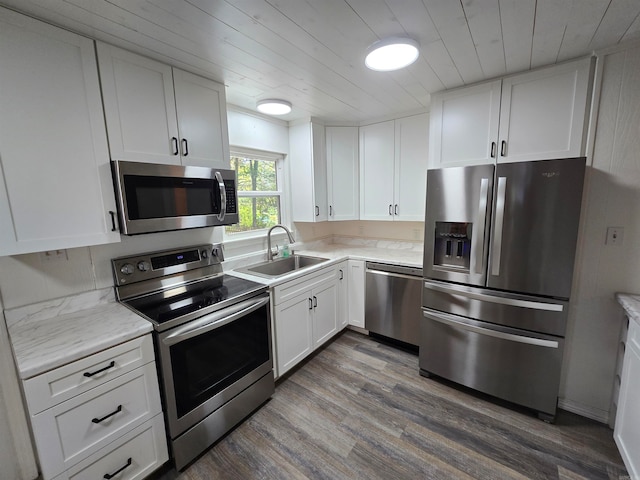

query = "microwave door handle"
[491,176,507,276]
[215,171,227,221]
[472,178,490,274]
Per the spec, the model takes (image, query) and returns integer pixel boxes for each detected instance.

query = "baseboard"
[558,398,610,424]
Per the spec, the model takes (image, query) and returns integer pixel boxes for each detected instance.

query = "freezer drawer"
[422,279,569,337]
[420,308,564,419]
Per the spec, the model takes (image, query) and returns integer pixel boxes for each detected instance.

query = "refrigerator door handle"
[423,281,564,312]
[423,309,560,349]
[472,178,490,274]
[491,176,507,276]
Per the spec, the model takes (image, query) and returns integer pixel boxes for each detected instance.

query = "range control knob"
[201,249,208,259]
[137,261,150,272]
[120,263,135,275]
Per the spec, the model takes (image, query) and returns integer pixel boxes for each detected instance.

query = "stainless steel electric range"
[112,244,274,470]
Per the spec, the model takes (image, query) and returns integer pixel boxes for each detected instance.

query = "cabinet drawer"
[32,362,162,479]
[56,414,168,480]
[24,334,154,414]
[273,264,338,305]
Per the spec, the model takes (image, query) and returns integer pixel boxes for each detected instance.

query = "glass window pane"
[231,157,278,192]
[226,196,281,234]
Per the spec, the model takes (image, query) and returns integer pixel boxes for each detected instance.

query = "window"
[225,148,284,236]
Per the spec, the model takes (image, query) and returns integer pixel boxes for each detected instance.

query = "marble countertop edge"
[616,293,640,324]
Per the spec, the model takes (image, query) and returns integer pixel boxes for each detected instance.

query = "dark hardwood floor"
[161,330,628,480]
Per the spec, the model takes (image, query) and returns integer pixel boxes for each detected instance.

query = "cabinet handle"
[490,141,496,158]
[108,211,117,232]
[500,140,506,157]
[394,204,399,215]
[313,296,318,308]
[83,360,115,377]
[182,138,189,156]
[388,204,393,215]
[103,458,132,479]
[92,404,122,424]
[308,298,313,310]
[315,206,319,216]
[171,137,179,155]
[339,269,344,280]
[329,205,333,216]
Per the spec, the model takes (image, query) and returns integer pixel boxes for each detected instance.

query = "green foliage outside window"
[226,156,281,234]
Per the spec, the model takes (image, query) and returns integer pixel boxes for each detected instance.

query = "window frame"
[224,147,288,241]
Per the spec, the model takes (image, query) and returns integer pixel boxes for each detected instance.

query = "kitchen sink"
[238,255,328,278]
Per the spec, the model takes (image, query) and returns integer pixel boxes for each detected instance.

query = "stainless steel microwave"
[111,160,238,235]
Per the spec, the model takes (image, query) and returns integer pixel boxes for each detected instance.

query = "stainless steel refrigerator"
[420,157,586,421]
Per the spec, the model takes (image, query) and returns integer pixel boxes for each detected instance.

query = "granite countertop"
[5,288,152,380]
[616,293,640,325]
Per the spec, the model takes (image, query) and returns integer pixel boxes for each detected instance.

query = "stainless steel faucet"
[267,224,295,261]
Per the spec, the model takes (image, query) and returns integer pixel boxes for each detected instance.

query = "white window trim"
[224,147,289,243]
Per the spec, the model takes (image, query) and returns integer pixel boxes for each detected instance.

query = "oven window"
[170,305,270,418]
[124,174,219,219]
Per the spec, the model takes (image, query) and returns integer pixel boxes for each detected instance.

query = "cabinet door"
[274,292,313,376]
[312,280,338,348]
[326,126,359,221]
[614,320,640,479]
[498,58,592,163]
[394,114,429,221]
[289,121,327,222]
[348,260,366,328]
[337,262,349,329]
[96,43,180,165]
[0,9,120,255]
[429,81,501,168]
[359,121,395,221]
[173,69,230,169]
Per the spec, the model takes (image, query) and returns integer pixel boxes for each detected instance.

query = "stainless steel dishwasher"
[365,262,423,347]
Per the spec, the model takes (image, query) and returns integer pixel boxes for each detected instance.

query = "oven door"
[157,293,272,438]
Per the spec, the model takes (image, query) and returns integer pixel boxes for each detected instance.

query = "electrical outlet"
[606,227,624,246]
[40,249,68,263]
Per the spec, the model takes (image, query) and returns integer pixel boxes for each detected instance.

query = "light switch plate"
[606,227,624,245]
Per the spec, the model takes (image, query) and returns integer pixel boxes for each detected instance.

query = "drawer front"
[32,363,162,479]
[58,414,168,480]
[24,334,154,414]
[274,264,338,305]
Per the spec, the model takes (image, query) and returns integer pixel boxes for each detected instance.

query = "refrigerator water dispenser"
[433,222,472,271]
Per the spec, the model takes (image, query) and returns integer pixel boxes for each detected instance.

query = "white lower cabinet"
[614,317,640,479]
[273,264,346,377]
[22,335,167,480]
[337,261,349,329]
[348,260,366,328]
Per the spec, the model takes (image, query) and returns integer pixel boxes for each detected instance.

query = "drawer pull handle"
[83,360,115,377]
[92,405,122,424]
[103,457,132,479]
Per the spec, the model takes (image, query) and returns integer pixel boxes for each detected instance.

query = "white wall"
[559,42,640,422]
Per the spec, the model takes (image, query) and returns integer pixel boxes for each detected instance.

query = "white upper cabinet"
[97,43,230,169]
[429,81,501,168]
[394,114,429,221]
[326,126,359,221]
[0,8,120,256]
[173,69,230,168]
[360,114,429,221]
[359,120,396,221]
[429,57,593,168]
[497,58,593,163]
[289,120,328,222]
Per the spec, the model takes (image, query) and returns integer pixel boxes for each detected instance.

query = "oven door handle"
[162,294,269,346]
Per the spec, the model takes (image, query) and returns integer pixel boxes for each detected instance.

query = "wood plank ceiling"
[2,0,639,123]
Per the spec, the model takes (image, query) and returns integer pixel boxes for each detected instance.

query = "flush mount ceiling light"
[256,99,292,115]
[365,37,420,71]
